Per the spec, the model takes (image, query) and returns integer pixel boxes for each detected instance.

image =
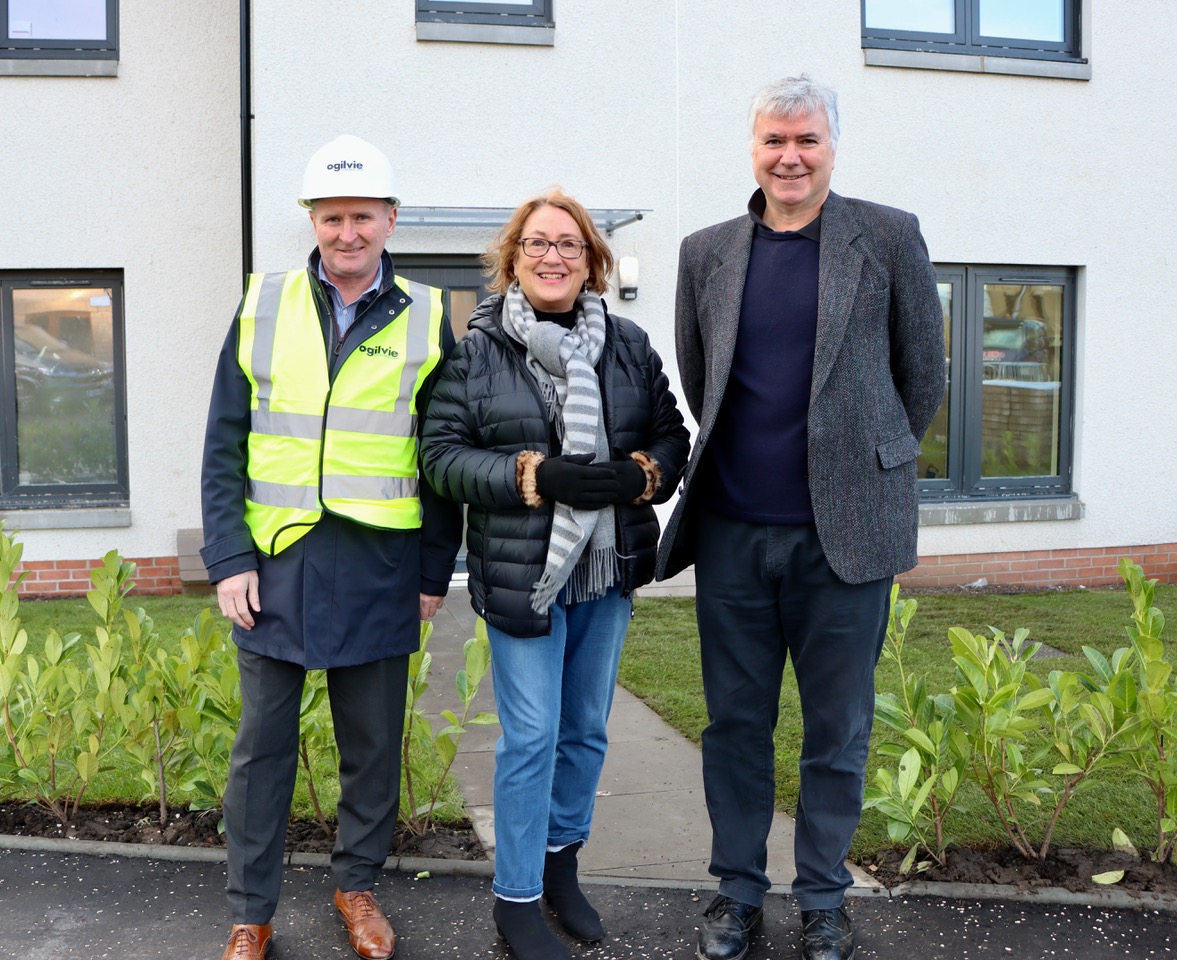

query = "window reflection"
[979,0,1064,42]
[863,0,954,33]
[12,286,117,485]
[7,0,108,41]
[980,283,1062,478]
[917,282,952,482]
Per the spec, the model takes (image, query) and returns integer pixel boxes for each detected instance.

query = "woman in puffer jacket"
[421,188,689,960]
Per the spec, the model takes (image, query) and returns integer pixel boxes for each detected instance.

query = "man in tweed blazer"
[656,76,945,960]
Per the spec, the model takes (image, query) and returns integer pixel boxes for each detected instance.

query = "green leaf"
[76,751,99,782]
[897,747,920,800]
[1112,828,1139,857]
[434,735,457,766]
[1018,688,1056,711]
[1092,870,1125,885]
[903,728,936,756]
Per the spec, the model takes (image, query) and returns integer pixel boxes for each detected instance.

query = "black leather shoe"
[696,895,763,960]
[800,907,855,960]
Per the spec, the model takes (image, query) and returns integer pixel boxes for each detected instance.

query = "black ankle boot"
[493,898,570,960]
[542,843,605,942]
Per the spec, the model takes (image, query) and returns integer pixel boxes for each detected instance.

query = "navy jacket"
[421,295,690,638]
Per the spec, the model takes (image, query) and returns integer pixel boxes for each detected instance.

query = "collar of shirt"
[317,260,384,338]
[747,189,822,241]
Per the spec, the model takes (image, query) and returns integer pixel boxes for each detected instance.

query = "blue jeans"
[487,586,631,899]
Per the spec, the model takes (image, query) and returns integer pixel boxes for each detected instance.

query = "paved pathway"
[424,594,821,891]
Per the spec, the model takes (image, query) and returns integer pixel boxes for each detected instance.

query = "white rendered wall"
[0,0,240,564]
[251,1,1177,567]
[6,1,1173,573]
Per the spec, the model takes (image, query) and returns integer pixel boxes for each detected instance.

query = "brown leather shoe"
[334,888,396,959]
[220,923,272,960]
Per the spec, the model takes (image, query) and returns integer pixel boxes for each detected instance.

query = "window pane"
[980,283,1063,478]
[863,0,954,33]
[12,286,117,485]
[7,0,106,41]
[918,282,953,481]
[979,0,1064,41]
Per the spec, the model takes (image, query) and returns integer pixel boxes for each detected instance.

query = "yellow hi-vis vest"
[236,268,444,556]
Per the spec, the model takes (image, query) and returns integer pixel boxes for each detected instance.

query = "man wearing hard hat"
[200,135,462,960]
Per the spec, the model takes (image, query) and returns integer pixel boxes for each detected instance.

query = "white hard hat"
[297,134,399,208]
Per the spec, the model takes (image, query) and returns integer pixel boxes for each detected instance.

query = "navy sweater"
[699,207,820,524]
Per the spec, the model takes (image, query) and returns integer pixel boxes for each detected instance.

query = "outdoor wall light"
[618,256,639,300]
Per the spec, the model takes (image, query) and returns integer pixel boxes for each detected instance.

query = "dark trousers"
[694,513,891,911]
[224,648,410,923]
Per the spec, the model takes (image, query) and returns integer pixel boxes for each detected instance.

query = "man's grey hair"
[748,75,840,151]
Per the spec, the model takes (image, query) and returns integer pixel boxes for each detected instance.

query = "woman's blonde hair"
[483,187,614,296]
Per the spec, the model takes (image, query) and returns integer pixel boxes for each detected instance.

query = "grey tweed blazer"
[656,191,945,586]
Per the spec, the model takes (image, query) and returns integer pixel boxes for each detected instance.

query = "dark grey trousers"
[694,513,891,912]
[224,648,409,924]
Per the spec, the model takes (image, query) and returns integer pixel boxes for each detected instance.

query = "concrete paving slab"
[425,596,802,891]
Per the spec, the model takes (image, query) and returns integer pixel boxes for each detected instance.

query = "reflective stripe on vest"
[237,268,444,555]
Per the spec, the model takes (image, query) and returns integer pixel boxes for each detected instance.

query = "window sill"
[863,47,1090,81]
[920,497,1084,526]
[415,21,553,45]
[0,58,117,77]
[0,506,130,530]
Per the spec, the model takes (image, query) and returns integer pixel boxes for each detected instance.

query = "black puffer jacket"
[422,295,689,638]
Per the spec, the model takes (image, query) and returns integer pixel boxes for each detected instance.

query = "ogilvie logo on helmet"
[359,344,399,359]
[327,160,364,172]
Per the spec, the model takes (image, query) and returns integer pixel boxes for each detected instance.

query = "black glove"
[535,453,620,510]
[599,457,648,504]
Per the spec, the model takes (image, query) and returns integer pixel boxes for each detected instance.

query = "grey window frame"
[416,0,551,28]
[0,269,129,509]
[920,263,1076,502]
[415,0,553,44]
[862,0,1083,63]
[1,0,118,60]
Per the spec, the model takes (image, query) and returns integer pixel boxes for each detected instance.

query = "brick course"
[15,556,184,599]
[900,543,1177,590]
[10,543,1177,599]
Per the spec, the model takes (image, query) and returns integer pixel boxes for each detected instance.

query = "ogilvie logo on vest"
[327,160,363,172]
[359,344,399,358]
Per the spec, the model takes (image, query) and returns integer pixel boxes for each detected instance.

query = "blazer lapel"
[700,219,755,434]
[812,192,864,399]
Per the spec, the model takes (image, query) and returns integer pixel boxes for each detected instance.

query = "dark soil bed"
[0,801,484,861]
[863,844,1177,897]
[7,802,1177,898]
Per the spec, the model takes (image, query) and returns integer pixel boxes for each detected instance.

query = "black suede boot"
[543,843,605,942]
[493,898,570,960]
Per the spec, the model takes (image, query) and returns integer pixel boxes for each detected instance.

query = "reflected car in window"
[982,317,1050,382]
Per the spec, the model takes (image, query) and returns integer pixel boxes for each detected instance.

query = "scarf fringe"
[531,545,620,613]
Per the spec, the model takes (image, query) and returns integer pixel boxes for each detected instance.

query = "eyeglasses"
[519,237,588,259]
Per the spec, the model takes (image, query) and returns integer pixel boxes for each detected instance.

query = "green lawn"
[620,583,1177,859]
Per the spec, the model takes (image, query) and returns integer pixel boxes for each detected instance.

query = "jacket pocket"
[876,432,922,470]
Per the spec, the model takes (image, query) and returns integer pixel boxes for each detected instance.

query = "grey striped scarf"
[502,282,619,614]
